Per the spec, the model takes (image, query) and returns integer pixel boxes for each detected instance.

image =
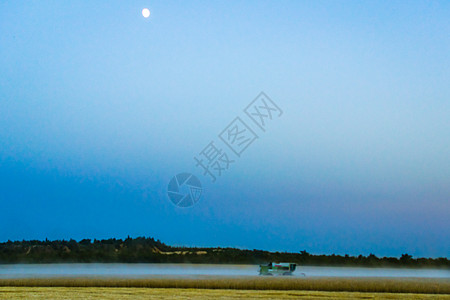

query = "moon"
[142,8,150,18]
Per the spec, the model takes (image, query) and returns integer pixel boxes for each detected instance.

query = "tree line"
[0,237,448,268]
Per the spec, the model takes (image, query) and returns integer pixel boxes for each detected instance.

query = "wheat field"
[0,276,449,296]
[1,287,450,300]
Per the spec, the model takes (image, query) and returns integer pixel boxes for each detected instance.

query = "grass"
[0,287,450,299]
[0,276,449,294]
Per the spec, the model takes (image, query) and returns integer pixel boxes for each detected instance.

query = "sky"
[0,0,449,258]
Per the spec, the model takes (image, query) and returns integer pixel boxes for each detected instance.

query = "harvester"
[259,262,297,276]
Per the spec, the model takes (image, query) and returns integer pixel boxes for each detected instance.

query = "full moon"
[142,8,150,18]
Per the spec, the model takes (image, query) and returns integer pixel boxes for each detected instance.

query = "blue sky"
[0,0,449,257]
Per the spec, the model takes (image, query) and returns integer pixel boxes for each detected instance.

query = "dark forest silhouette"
[0,237,448,268]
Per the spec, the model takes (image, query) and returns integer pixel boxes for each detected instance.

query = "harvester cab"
[259,262,296,276]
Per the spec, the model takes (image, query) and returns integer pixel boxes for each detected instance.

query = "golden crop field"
[0,276,449,299]
[1,287,450,300]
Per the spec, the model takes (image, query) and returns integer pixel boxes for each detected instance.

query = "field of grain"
[0,276,449,295]
[1,287,450,300]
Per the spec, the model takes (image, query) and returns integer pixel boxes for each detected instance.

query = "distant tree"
[400,253,413,261]
[299,250,310,256]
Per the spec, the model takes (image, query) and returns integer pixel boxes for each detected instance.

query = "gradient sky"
[0,1,449,257]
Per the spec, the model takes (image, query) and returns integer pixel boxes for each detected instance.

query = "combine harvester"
[259,262,298,276]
